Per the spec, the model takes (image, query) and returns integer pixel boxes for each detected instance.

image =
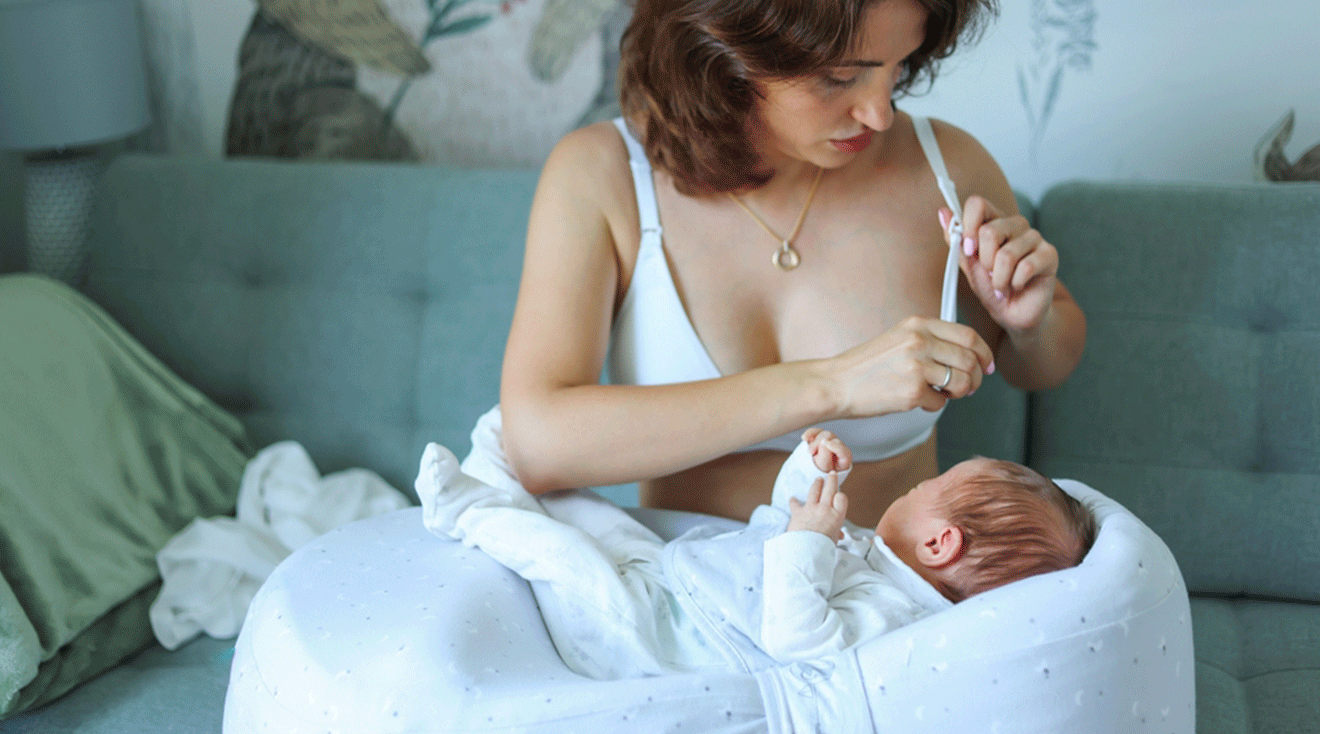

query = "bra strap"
[612,118,663,243]
[912,115,962,323]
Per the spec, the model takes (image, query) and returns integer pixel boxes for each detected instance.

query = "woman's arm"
[935,120,1087,392]
[500,124,998,494]
[499,125,838,493]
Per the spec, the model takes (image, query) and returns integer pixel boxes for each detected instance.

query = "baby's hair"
[937,459,1097,602]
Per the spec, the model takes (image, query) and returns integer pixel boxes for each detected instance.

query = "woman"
[497,0,1085,527]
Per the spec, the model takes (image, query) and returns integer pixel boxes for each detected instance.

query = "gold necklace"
[728,166,824,271]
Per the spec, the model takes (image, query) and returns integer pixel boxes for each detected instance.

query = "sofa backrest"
[1031,180,1320,603]
[84,154,1031,501]
[84,154,536,497]
[88,155,1318,604]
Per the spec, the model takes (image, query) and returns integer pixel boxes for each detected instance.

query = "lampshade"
[0,0,150,151]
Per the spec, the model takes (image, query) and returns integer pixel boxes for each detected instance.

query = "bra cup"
[608,117,949,464]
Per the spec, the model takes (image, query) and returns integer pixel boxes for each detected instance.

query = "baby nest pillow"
[223,507,768,733]
[758,479,1195,733]
[223,481,1194,733]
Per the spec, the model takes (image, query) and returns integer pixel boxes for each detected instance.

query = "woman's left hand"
[941,196,1058,337]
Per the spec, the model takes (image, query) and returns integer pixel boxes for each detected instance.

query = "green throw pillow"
[0,274,250,717]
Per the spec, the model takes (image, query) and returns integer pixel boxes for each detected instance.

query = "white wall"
[902,0,1320,200]
[150,0,249,158]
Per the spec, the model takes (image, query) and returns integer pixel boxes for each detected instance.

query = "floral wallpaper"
[126,0,1317,187]
[219,0,621,165]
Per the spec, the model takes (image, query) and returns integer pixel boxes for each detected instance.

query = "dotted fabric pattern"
[224,482,1195,733]
[222,508,766,733]
[826,479,1195,733]
[24,155,107,284]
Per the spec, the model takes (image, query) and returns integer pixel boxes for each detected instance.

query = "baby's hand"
[787,472,848,541]
[802,428,852,473]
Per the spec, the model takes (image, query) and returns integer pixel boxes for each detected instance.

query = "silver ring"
[935,365,952,391]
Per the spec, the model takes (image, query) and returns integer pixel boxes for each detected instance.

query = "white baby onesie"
[416,410,950,679]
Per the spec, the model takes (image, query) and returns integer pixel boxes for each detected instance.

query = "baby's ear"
[918,525,964,569]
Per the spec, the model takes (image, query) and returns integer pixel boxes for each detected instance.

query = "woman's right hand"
[822,315,995,418]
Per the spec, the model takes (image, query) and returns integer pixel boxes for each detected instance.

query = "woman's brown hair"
[618,0,998,196]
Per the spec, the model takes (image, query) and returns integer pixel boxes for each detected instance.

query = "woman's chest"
[652,185,951,375]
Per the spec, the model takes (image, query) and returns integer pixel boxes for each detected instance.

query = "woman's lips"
[832,129,874,153]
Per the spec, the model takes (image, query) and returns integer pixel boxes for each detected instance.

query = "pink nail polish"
[994,289,1004,300]
[987,361,996,375]
[962,237,975,256]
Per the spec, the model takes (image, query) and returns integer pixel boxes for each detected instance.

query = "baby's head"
[877,457,1097,602]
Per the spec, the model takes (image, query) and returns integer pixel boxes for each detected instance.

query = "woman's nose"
[852,89,895,131]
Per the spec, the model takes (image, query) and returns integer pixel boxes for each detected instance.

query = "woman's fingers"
[924,318,996,374]
[952,196,1061,334]
[831,316,996,418]
[925,358,980,397]
[988,228,1050,294]
[1009,239,1057,292]
[957,194,1057,300]
[911,321,992,399]
[958,195,1002,257]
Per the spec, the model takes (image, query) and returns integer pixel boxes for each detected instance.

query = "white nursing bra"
[607,117,964,463]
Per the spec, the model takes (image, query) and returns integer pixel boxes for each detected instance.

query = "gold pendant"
[772,240,800,271]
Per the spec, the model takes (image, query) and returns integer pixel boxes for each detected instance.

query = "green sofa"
[1,153,1316,733]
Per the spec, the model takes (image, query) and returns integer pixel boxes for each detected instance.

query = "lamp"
[0,0,150,284]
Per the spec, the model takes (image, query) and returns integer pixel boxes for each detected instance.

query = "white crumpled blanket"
[149,441,409,650]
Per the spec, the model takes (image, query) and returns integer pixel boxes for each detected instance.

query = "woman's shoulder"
[920,116,1015,208]
[921,117,997,175]
[540,121,635,201]
[546,121,629,174]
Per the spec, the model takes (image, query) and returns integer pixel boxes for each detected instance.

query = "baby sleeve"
[759,532,921,664]
[769,440,852,511]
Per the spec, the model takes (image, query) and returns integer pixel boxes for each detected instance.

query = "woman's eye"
[819,72,858,89]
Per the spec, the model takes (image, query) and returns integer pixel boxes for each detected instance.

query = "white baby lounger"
[223,481,1195,733]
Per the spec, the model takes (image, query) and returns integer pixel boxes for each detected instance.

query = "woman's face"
[750,0,929,171]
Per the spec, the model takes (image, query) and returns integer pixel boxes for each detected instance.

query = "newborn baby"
[415,429,1096,679]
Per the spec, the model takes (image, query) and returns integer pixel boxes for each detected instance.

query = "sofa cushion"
[0,275,248,717]
[83,155,535,497]
[0,636,235,733]
[1190,596,1320,734]
[1029,181,1320,602]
